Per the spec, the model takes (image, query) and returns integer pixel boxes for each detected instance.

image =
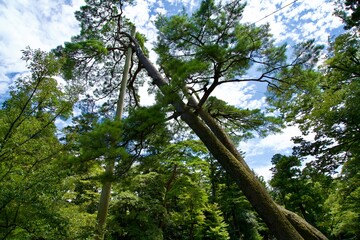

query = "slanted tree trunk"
[280,206,328,240]
[195,105,328,240]
[179,107,304,240]
[130,39,303,240]
[95,26,136,240]
[125,34,329,240]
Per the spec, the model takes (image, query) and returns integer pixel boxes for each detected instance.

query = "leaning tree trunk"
[196,105,328,240]
[125,33,330,240]
[95,27,136,240]
[280,206,328,240]
[129,39,303,240]
[180,109,304,240]
[184,73,327,239]
[182,50,328,240]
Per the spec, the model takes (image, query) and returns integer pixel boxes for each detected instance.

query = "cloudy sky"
[0,0,343,180]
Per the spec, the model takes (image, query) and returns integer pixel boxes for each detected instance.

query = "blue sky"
[0,0,343,180]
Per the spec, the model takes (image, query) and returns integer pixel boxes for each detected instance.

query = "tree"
[106,140,230,240]
[61,0,329,239]
[334,0,360,29]
[268,26,360,175]
[0,48,74,239]
[95,25,136,240]
[60,98,171,238]
[270,154,303,209]
[269,155,330,231]
[323,156,360,239]
[54,1,143,237]
[136,1,326,239]
[209,156,269,240]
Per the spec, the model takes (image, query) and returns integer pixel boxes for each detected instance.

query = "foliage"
[205,96,283,142]
[121,104,170,151]
[0,48,74,239]
[322,156,360,239]
[106,140,230,240]
[208,156,270,240]
[334,0,360,29]
[268,31,360,174]
[3,1,359,240]
[269,151,360,239]
[269,155,329,228]
[53,0,144,113]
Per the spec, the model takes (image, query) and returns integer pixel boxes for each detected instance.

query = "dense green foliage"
[268,32,360,172]
[334,0,360,29]
[1,0,359,239]
[0,49,74,238]
[267,8,360,239]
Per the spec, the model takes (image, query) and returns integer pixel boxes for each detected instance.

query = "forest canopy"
[0,0,359,239]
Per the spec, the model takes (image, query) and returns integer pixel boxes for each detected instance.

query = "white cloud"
[0,0,83,93]
[124,0,151,28]
[124,0,159,58]
[238,125,317,180]
[239,125,302,158]
[0,80,8,95]
[0,0,345,176]
[155,7,167,15]
[166,0,196,8]
[211,82,267,109]
[242,0,343,44]
[252,164,273,182]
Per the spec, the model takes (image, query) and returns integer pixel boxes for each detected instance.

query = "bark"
[280,206,328,240]
[195,106,328,240]
[126,31,328,240]
[115,27,135,120]
[95,27,136,240]
[95,163,114,240]
[131,41,304,240]
[180,108,304,240]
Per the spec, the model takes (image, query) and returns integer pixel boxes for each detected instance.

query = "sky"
[0,0,343,181]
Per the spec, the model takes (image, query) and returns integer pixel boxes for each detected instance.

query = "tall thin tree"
[95,26,136,240]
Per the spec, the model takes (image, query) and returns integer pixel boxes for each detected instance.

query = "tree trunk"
[132,41,304,240]
[180,109,304,240]
[280,206,328,240]
[129,35,331,239]
[95,26,136,240]
[119,29,331,239]
[95,163,114,240]
[195,106,328,240]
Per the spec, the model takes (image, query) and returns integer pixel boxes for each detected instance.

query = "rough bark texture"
[280,206,328,240]
[180,110,304,240]
[196,106,328,240]
[132,41,304,240]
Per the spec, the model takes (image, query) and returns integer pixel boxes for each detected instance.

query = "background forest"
[0,0,359,239]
